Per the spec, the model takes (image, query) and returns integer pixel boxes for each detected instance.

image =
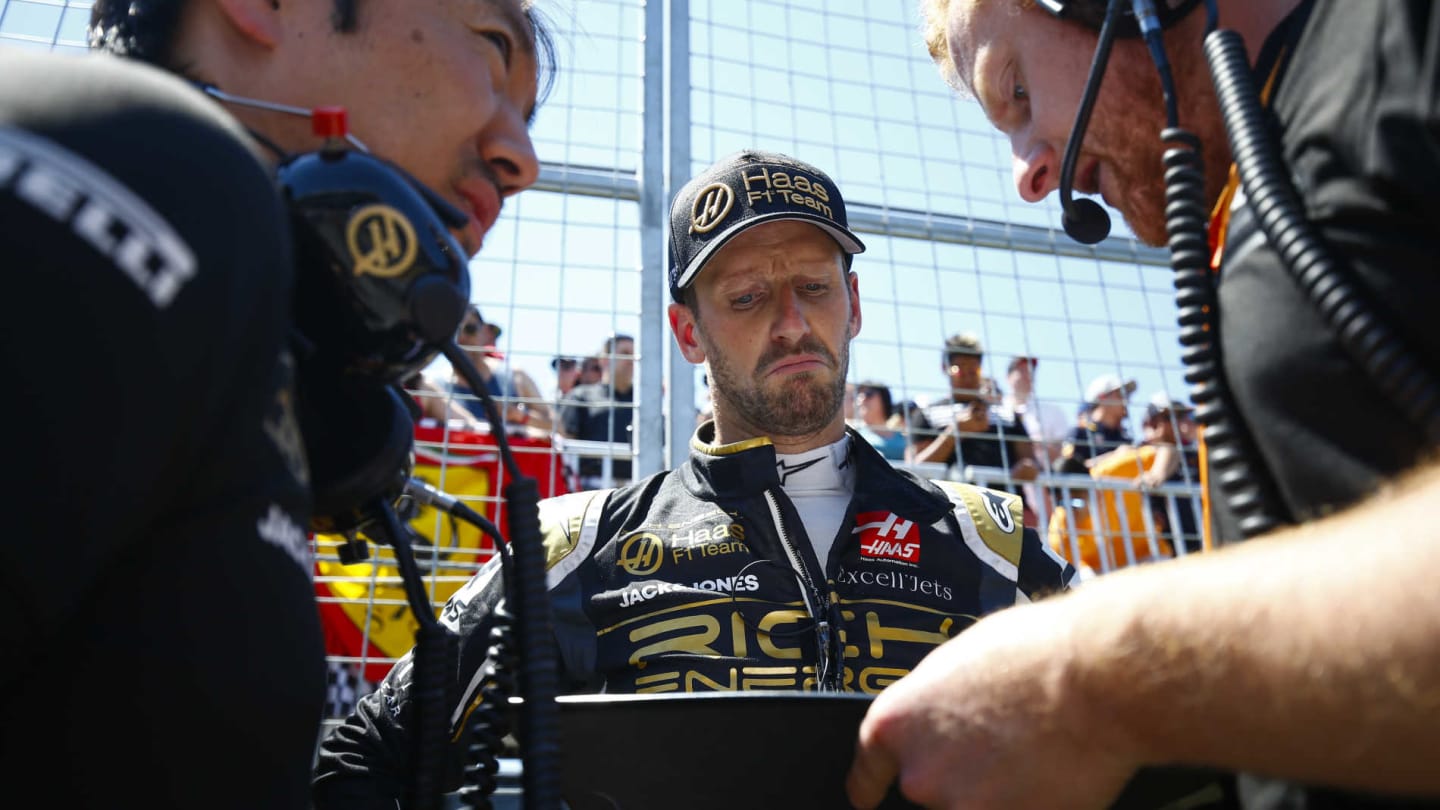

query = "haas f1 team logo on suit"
[854,511,920,565]
[617,532,666,576]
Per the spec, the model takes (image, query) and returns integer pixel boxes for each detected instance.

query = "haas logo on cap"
[690,183,734,234]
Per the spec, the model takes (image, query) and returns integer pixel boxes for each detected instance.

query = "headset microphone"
[1060,189,1111,245]
[1047,0,1205,244]
[1056,0,1127,245]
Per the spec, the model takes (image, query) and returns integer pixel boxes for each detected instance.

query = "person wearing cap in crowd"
[1047,389,1195,577]
[314,149,1076,804]
[1056,373,1137,473]
[424,304,555,434]
[911,333,1038,508]
[551,355,582,400]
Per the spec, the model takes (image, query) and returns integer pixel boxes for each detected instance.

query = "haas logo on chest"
[854,511,920,565]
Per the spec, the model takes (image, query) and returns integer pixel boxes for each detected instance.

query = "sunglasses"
[461,322,484,336]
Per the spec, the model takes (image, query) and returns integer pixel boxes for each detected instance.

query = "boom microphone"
[1057,0,1130,245]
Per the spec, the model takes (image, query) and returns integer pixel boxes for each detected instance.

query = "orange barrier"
[315,425,570,682]
[1047,445,1175,573]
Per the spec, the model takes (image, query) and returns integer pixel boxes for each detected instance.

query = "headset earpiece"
[277,108,469,531]
[278,133,471,385]
[296,365,416,535]
[1035,0,1203,37]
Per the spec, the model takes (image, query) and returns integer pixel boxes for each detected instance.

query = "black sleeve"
[0,51,324,808]
[1017,526,1080,599]
[313,556,511,809]
[558,385,587,437]
[314,485,612,808]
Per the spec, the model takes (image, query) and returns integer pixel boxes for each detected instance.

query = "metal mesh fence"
[4,0,1202,718]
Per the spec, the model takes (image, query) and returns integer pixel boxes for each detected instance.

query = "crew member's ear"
[668,302,706,364]
[217,0,283,49]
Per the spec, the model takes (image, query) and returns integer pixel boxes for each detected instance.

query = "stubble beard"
[1110,42,1231,248]
[704,327,853,437]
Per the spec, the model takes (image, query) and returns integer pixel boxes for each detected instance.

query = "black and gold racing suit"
[313,424,1076,807]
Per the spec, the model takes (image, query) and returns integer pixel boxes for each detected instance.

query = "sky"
[2,0,1193,440]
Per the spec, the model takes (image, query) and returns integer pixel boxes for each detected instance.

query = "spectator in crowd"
[911,333,1038,498]
[1138,392,1201,553]
[578,354,605,387]
[1046,395,1185,576]
[314,149,1077,807]
[893,398,925,446]
[851,380,907,461]
[559,332,636,488]
[551,355,582,400]
[1057,374,1136,472]
[1000,355,1070,470]
[999,354,1072,525]
[850,4,1440,809]
[0,0,553,806]
[403,372,488,433]
[431,305,555,434]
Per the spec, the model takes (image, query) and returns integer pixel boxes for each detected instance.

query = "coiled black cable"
[370,496,459,810]
[1160,127,1286,539]
[402,478,519,808]
[441,340,562,810]
[454,604,520,809]
[1204,29,1440,448]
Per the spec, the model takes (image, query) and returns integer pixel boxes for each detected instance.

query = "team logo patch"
[980,490,1016,534]
[346,203,417,278]
[1,127,197,308]
[690,183,734,234]
[853,511,920,565]
[617,532,666,576]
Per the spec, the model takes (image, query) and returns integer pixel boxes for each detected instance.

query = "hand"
[955,401,990,434]
[1010,457,1040,482]
[846,600,1140,810]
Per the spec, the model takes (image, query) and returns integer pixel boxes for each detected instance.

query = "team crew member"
[313,150,1077,807]
[847,2,1440,809]
[0,0,551,807]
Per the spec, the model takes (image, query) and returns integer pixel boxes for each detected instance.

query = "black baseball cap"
[668,150,866,301]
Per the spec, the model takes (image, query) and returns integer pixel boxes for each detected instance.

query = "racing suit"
[313,423,1077,807]
[1,50,325,807]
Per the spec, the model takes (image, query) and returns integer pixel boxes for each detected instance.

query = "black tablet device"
[497,692,1236,810]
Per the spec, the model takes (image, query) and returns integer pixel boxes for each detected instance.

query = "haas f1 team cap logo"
[668,149,866,301]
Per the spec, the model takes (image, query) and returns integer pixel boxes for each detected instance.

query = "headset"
[1038,0,1203,244]
[1040,0,1440,540]
[199,87,474,534]
[274,106,474,535]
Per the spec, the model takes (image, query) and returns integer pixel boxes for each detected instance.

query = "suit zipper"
[763,489,841,691]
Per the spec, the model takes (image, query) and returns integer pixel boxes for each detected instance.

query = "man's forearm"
[1068,463,1440,794]
[910,430,955,465]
